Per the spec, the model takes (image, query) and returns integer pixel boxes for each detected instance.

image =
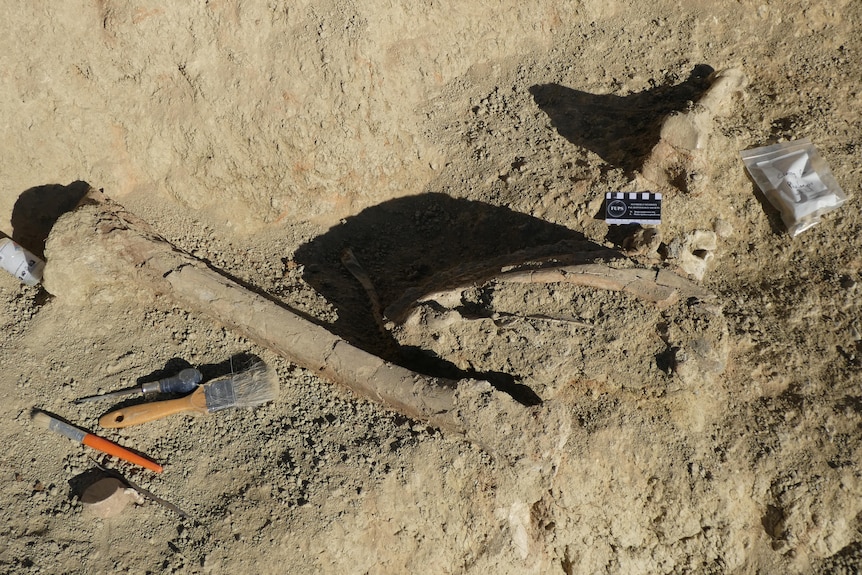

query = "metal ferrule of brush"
[203,377,238,412]
[47,417,87,443]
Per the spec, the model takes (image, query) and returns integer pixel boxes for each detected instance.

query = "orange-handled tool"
[31,410,163,473]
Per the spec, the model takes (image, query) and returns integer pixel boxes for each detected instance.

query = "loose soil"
[1,2,861,573]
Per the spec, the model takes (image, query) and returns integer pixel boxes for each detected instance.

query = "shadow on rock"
[295,193,615,406]
[529,64,714,175]
[12,181,91,258]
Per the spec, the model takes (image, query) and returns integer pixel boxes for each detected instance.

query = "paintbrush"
[99,360,278,428]
[30,409,163,473]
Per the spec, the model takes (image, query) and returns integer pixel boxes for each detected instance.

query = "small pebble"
[81,478,144,518]
[713,218,733,238]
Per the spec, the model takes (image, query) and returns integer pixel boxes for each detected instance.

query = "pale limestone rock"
[81,477,144,519]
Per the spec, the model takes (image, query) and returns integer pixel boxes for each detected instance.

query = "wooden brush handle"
[99,387,208,428]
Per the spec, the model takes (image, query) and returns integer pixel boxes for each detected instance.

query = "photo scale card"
[605,192,662,225]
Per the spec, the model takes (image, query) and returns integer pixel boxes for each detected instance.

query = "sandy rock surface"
[1,1,861,574]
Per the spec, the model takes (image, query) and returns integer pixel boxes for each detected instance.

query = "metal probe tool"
[73,368,203,404]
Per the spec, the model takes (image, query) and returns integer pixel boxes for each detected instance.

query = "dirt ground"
[1,1,861,573]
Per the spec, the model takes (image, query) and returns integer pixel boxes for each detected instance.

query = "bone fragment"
[666,230,718,281]
[640,68,749,193]
[389,261,715,326]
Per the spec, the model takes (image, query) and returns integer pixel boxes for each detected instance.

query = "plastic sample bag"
[0,237,44,285]
[741,138,847,236]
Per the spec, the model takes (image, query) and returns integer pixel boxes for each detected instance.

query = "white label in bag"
[741,138,847,236]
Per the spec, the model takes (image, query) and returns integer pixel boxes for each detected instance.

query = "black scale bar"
[605,192,662,225]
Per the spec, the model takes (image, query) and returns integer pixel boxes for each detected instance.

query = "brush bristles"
[30,410,53,428]
[204,360,279,412]
[232,360,279,407]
